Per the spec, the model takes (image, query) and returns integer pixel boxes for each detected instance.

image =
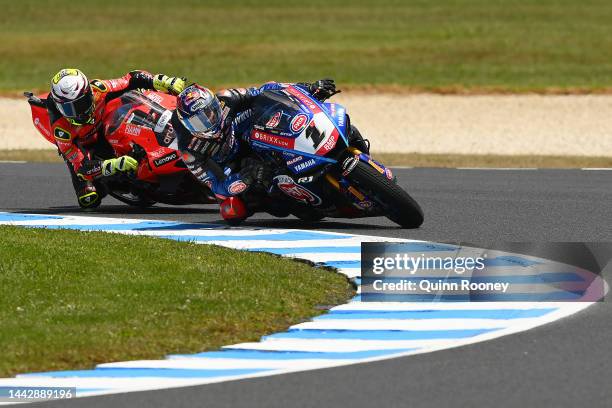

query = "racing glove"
[307,78,340,101]
[102,155,138,177]
[240,160,273,191]
[153,74,186,95]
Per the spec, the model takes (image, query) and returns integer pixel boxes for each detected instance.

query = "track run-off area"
[0,163,611,407]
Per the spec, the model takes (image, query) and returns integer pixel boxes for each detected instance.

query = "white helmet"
[50,68,95,125]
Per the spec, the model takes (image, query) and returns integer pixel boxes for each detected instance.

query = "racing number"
[305,126,326,149]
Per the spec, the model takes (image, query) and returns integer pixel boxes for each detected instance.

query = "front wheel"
[346,161,424,228]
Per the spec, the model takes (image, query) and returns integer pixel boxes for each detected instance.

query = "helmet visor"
[56,90,94,124]
[180,97,222,138]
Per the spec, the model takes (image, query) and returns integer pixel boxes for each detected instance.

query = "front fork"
[325,147,395,210]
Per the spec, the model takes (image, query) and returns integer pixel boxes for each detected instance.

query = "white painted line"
[332,301,576,311]
[581,167,612,170]
[290,318,522,331]
[97,358,346,371]
[225,339,459,352]
[0,160,26,164]
[456,167,538,170]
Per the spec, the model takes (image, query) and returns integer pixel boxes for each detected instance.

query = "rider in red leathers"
[47,68,186,208]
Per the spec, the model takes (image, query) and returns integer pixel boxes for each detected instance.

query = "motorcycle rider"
[172,79,370,221]
[47,68,186,209]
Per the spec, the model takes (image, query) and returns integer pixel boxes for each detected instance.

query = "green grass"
[0,226,354,377]
[2,0,612,93]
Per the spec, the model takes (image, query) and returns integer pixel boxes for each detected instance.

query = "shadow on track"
[239,218,397,230]
[10,205,219,216]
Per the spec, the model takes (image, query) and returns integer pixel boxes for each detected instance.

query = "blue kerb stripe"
[484,256,541,267]
[250,246,362,254]
[266,328,494,340]
[357,291,583,302]
[317,308,557,320]
[266,329,494,341]
[361,273,584,284]
[0,213,62,221]
[21,368,271,379]
[171,348,417,360]
[320,260,361,268]
[363,242,459,252]
[158,231,352,242]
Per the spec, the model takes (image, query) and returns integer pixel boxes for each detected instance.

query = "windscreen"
[106,91,172,135]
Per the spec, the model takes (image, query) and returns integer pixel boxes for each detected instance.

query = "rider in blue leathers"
[172,79,368,220]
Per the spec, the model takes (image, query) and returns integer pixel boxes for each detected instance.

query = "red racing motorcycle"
[25,90,215,207]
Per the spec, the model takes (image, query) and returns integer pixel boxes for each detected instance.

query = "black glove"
[240,160,272,191]
[308,78,340,101]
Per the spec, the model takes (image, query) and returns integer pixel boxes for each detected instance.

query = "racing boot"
[77,183,101,210]
[66,161,102,210]
[219,196,248,226]
[349,125,370,154]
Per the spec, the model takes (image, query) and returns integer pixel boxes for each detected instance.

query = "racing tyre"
[347,161,424,228]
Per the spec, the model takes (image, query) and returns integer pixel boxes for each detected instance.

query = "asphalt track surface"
[1,163,612,407]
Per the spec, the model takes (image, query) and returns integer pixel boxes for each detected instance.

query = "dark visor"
[56,90,94,123]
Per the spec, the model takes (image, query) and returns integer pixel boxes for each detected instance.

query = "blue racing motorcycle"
[239,85,424,228]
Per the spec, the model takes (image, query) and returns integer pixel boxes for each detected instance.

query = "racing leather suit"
[46,70,182,208]
[174,82,334,202]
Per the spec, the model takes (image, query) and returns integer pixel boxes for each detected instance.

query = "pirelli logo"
[54,126,71,141]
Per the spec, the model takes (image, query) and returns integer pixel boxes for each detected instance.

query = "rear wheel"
[346,161,423,228]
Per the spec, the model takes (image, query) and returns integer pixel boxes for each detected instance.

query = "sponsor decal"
[384,168,394,180]
[290,113,310,133]
[153,151,178,167]
[52,69,81,84]
[298,176,314,183]
[250,130,295,149]
[285,86,321,113]
[266,111,282,128]
[357,200,374,209]
[190,99,207,112]
[317,129,339,155]
[66,151,78,161]
[162,126,175,145]
[274,175,322,206]
[294,158,316,172]
[150,148,167,159]
[147,93,163,104]
[342,155,359,176]
[286,155,303,165]
[125,124,141,136]
[368,159,386,175]
[33,117,50,137]
[154,110,173,133]
[90,79,108,93]
[336,106,346,127]
[53,126,71,141]
[228,180,248,195]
